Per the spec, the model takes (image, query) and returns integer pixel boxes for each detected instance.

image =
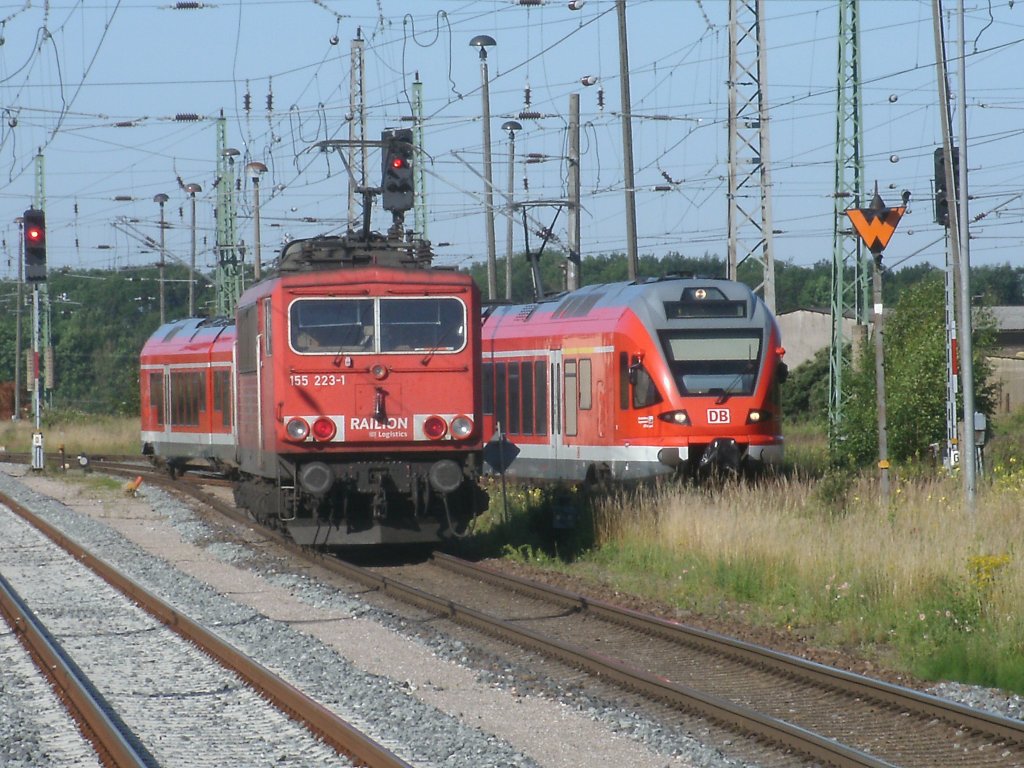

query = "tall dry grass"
[590,471,1024,687]
[0,415,140,456]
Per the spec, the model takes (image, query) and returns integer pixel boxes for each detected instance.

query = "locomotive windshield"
[290,297,466,354]
[659,329,762,397]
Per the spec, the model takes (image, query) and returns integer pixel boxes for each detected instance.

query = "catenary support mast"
[727,0,776,312]
[829,0,865,451]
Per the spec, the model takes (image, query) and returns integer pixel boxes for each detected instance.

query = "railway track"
[34,458,1024,766]
[0,488,411,768]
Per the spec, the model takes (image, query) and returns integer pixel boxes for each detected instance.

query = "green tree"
[834,275,997,466]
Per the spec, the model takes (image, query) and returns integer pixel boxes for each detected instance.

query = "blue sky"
[1,0,1022,285]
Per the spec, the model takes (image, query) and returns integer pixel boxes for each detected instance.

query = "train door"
[548,348,564,467]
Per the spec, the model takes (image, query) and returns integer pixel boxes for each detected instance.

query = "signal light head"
[391,156,407,170]
[26,226,43,243]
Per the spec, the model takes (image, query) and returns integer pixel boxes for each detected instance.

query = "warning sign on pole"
[846,192,905,255]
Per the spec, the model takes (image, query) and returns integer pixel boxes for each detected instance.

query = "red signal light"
[391,156,406,170]
[26,227,43,243]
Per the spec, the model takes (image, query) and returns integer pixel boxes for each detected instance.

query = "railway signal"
[933,146,959,227]
[23,207,47,282]
[381,128,414,213]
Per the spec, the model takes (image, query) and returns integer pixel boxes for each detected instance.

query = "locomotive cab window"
[290,297,466,355]
[619,352,663,409]
[291,298,374,353]
[659,330,762,397]
[380,297,465,353]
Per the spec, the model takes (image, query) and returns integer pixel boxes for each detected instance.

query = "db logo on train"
[707,408,730,424]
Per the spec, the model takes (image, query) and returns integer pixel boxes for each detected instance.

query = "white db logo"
[707,408,730,424]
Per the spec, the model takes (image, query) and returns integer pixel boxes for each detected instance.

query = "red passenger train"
[480,275,787,484]
[140,234,487,545]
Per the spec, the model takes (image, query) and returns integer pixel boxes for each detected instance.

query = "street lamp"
[153,193,169,325]
[245,161,268,280]
[470,34,498,301]
[501,120,522,301]
[185,182,202,317]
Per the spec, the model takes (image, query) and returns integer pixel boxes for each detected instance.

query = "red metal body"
[480,276,786,483]
[141,236,486,545]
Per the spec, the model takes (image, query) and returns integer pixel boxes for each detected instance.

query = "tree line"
[0,251,1016,467]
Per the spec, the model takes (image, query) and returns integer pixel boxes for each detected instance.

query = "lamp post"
[471,34,498,301]
[153,193,169,325]
[501,120,522,301]
[185,182,202,317]
[245,161,268,280]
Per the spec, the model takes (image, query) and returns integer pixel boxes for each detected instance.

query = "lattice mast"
[727,0,776,312]
[215,115,243,317]
[828,0,866,450]
[347,32,367,232]
[412,74,427,239]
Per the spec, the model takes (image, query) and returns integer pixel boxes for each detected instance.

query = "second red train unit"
[480,275,787,484]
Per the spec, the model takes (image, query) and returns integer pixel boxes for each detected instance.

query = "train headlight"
[286,417,310,440]
[450,415,473,440]
[746,409,771,424]
[423,415,448,440]
[371,364,388,380]
[658,410,690,425]
[312,416,337,442]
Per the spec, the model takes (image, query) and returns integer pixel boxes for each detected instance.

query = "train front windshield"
[290,297,466,354]
[659,330,762,397]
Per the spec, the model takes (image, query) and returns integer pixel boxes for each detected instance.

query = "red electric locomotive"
[141,233,487,545]
[480,275,787,484]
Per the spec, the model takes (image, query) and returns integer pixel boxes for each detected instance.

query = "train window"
[508,363,521,434]
[170,371,205,427]
[534,361,547,436]
[262,298,272,356]
[579,358,592,410]
[631,362,663,409]
[495,362,508,435]
[482,362,494,416]
[619,352,630,410]
[660,330,761,396]
[379,298,465,353]
[149,372,165,426]
[521,362,534,435]
[564,360,579,436]
[291,298,374,353]
[237,304,258,374]
[213,369,232,428]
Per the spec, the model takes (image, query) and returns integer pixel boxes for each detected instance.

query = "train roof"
[484,275,774,337]
[140,316,235,361]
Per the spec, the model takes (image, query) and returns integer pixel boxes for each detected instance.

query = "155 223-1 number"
[289,374,347,387]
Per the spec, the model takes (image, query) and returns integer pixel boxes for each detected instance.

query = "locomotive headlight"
[371,363,388,380]
[658,410,690,425]
[450,415,473,439]
[746,409,771,424]
[286,417,310,440]
[423,415,448,440]
[311,416,337,442]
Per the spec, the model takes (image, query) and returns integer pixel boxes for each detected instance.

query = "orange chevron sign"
[846,206,905,255]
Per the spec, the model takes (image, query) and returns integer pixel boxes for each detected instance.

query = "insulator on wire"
[523,81,531,108]
[597,87,605,110]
